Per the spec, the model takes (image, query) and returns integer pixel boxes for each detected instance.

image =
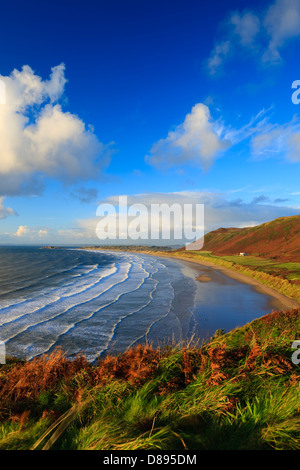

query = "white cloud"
[0,64,111,196]
[286,132,300,162]
[263,0,300,63]
[230,11,260,46]
[145,103,230,171]
[0,197,16,219]
[206,0,300,73]
[199,103,300,164]
[145,103,300,172]
[10,225,53,241]
[38,229,49,237]
[207,41,231,75]
[220,107,273,146]
[146,102,300,170]
[4,190,297,245]
[73,190,299,245]
[4,64,67,111]
[206,10,261,74]
[14,225,30,237]
[250,117,300,161]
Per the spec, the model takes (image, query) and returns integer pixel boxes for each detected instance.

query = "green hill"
[197,215,300,262]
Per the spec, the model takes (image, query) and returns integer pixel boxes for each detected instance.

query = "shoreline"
[168,253,300,310]
[87,247,300,310]
[157,252,300,310]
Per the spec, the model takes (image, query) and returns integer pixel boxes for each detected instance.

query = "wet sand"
[137,250,300,311]
[77,248,300,349]
[171,255,300,310]
[196,274,212,282]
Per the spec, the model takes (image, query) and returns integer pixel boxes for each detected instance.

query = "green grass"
[0,308,299,450]
[184,251,300,272]
[169,250,300,304]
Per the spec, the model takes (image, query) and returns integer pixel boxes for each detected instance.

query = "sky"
[0,0,299,245]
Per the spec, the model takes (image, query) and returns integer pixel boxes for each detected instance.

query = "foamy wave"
[1,250,199,361]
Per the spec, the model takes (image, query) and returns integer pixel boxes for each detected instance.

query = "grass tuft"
[0,308,299,450]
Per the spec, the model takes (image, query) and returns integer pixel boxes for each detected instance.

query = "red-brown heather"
[192,215,300,262]
[1,308,299,417]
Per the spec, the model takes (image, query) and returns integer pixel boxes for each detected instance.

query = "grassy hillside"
[0,308,299,451]
[193,215,300,262]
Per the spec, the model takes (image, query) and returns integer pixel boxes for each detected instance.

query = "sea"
[0,246,285,362]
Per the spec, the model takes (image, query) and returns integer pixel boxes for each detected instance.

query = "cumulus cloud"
[71,190,299,246]
[10,225,52,240]
[5,190,297,245]
[0,64,111,197]
[145,103,230,171]
[146,103,300,170]
[38,229,50,237]
[146,103,298,171]
[14,225,30,237]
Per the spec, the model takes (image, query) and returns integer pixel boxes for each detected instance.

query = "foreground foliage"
[0,308,299,450]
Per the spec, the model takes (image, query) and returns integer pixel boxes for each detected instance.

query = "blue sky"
[0,0,299,245]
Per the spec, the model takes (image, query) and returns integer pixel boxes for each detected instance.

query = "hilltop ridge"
[193,215,300,262]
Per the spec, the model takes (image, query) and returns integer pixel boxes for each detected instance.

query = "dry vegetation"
[194,215,300,262]
[0,308,299,450]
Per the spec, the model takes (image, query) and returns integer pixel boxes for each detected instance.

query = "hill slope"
[196,215,300,262]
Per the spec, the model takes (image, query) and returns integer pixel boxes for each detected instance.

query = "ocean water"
[0,246,282,362]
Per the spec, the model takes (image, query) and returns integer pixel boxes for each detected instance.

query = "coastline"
[2,248,300,450]
[86,247,300,310]
[167,253,300,310]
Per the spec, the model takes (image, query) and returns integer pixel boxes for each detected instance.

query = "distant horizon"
[0,0,299,245]
[1,213,298,248]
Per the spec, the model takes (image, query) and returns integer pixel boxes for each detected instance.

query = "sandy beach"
[117,249,300,311]
[167,254,300,310]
